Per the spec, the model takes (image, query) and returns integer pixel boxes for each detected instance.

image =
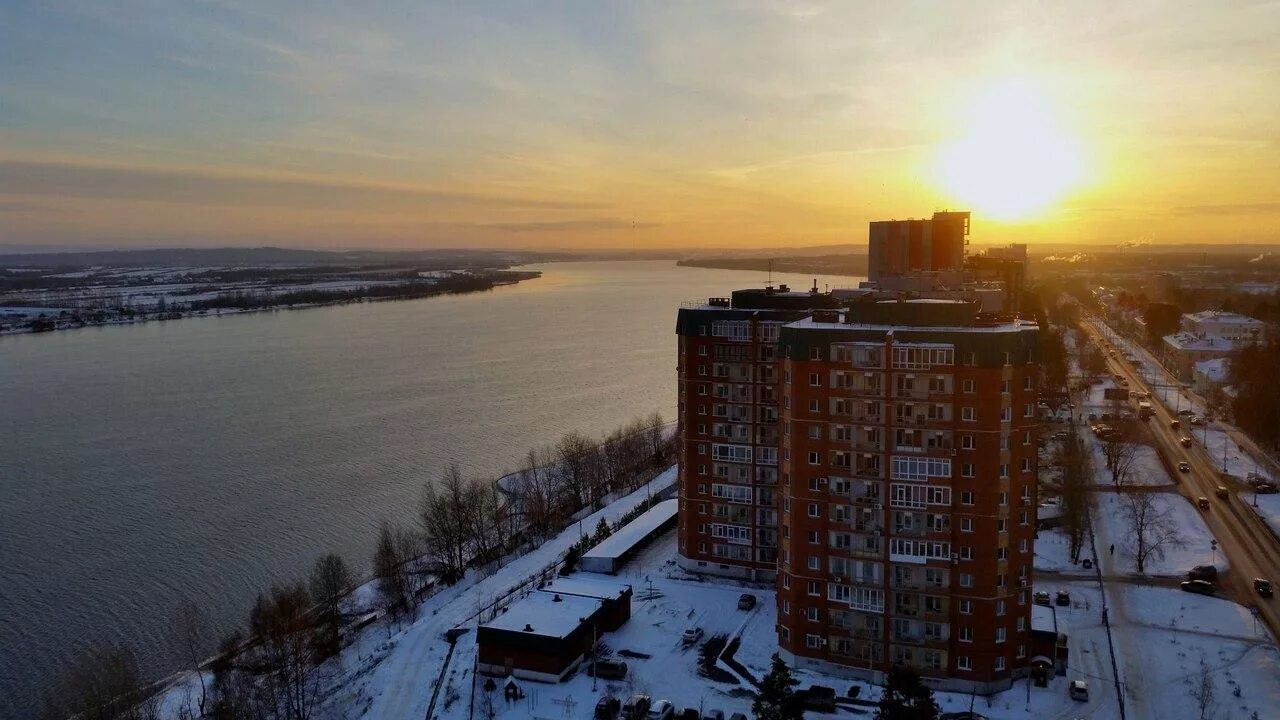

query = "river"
[0,260,858,719]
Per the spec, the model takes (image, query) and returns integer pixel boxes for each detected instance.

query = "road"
[1077,316,1280,643]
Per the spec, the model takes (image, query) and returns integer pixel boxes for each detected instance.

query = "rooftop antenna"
[767,259,773,287]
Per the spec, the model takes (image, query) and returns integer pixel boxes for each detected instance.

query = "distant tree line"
[37,412,675,720]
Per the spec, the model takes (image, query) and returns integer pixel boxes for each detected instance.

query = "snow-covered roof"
[1183,310,1264,325]
[481,590,601,638]
[784,317,1035,333]
[1194,357,1230,382]
[542,576,632,601]
[1031,603,1056,634]
[1162,332,1244,352]
[583,499,678,562]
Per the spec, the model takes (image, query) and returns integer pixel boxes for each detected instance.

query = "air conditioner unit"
[950,553,959,565]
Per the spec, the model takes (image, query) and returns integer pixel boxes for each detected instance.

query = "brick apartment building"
[676,294,1040,693]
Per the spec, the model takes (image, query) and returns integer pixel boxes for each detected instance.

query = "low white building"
[1180,310,1266,343]
[1192,357,1231,396]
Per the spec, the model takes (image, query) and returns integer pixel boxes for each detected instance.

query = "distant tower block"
[868,211,970,282]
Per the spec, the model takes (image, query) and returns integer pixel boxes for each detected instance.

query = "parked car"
[622,694,651,720]
[589,659,629,680]
[1181,579,1215,596]
[681,627,704,645]
[647,699,675,720]
[1197,497,1211,510]
[1069,679,1089,701]
[677,710,700,720]
[1170,419,1181,430]
[1190,416,1205,425]
[701,711,725,720]
[1179,409,1194,417]
[1256,482,1278,495]
[1033,590,1051,606]
[737,593,756,610]
[1179,462,1192,473]
[1255,579,1274,598]
[801,685,837,712]
[1215,486,1229,499]
[728,714,749,720]
[595,696,621,720]
[1180,436,1194,448]
[1055,590,1071,607]
[1188,565,1219,582]
[940,713,990,720]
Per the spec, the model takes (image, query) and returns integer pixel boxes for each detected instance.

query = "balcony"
[852,440,884,453]
[853,467,884,480]
[847,386,885,398]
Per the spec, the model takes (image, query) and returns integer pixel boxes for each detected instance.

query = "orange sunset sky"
[2,2,1278,250]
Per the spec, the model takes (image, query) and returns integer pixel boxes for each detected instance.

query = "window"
[959,627,973,642]
[808,451,821,465]
[808,399,820,413]
[999,435,1009,450]
[807,580,820,596]
[961,491,975,505]
[1021,458,1032,472]
[808,503,820,518]
[805,634,822,648]
[994,656,1006,671]
[999,463,1009,479]
[960,517,974,533]
[809,372,820,387]
[697,464,706,476]
[959,573,973,588]
[1000,407,1012,422]
[1016,617,1026,631]
[962,406,975,421]
[959,546,973,560]
[890,456,951,481]
[961,435,974,449]
[804,607,819,622]
[808,425,822,440]
[1024,403,1035,418]
[962,379,975,393]
[892,346,953,369]
[810,347,823,361]
[807,556,819,570]
[959,599,972,614]
[782,574,791,589]
[1001,379,1011,394]
[1023,430,1032,446]
[698,346,708,356]
[807,531,819,544]
[961,463,975,478]
[1024,376,1033,390]
[957,656,971,670]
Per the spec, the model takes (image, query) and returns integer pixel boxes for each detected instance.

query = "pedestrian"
[1109,544,1115,556]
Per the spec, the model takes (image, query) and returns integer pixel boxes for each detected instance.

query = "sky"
[1,1,1278,251]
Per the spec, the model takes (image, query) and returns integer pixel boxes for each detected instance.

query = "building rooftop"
[583,499,678,563]
[1183,310,1264,325]
[481,590,601,638]
[542,576,632,602]
[1194,357,1231,382]
[1163,332,1246,352]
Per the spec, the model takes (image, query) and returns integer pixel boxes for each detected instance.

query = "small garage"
[477,592,605,683]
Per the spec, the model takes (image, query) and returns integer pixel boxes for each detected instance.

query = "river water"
[0,260,856,719]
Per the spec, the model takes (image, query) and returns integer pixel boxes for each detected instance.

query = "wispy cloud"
[482,218,660,233]
[1173,202,1280,216]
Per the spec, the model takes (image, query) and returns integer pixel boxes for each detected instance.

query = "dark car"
[1196,496,1210,510]
[737,593,757,611]
[677,710,700,720]
[1257,482,1278,495]
[941,713,990,720]
[588,659,629,680]
[1188,565,1218,582]
[1181,580,1215,596]
[1033,590,1051,606]
[1255,579,1274,598]
[595,696,621,720]
[1055,590,1071,607]
[1179,462,1192,473]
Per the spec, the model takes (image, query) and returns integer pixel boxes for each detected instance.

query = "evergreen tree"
[753,654,804,720]
[875,665,939,720]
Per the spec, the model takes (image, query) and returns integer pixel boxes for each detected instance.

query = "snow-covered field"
[1093,492,1221,577]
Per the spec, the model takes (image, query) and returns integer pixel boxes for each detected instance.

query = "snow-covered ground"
[1092,492,1221,577]
[1033,525,1096,576]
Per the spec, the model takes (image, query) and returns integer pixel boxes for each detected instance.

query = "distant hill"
[0,246,572,269]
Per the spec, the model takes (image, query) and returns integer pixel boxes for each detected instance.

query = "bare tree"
[1103,424,1141,485]
[420,465,471,581]
[1119,491,1185,574]
[307,552,353,622]
[173,597,210,716]
[1190,656,1216,720]
[374,520,408,612]
[39,641,159,720]
[253,583,320,720]
[555,431,596,509]
[1057,427,1091,561]
[644,411,668,464]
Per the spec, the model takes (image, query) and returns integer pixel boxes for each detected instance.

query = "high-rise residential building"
[675,285,840,582]
[676,293,1040,693]
[867,211,971,282]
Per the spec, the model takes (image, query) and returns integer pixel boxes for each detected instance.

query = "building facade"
[868,211,971,282]
[677,296,1040,693]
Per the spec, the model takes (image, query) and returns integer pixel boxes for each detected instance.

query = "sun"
[934,79,1086,221]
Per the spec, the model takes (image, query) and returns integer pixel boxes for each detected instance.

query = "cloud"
[481,218,660,233]
[0,160,601,213]
[1172,202,1280,216]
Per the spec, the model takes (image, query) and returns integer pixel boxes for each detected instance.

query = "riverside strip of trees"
[40,413,675,720]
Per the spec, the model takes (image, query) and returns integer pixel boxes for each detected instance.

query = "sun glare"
[935,79,1086,221]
